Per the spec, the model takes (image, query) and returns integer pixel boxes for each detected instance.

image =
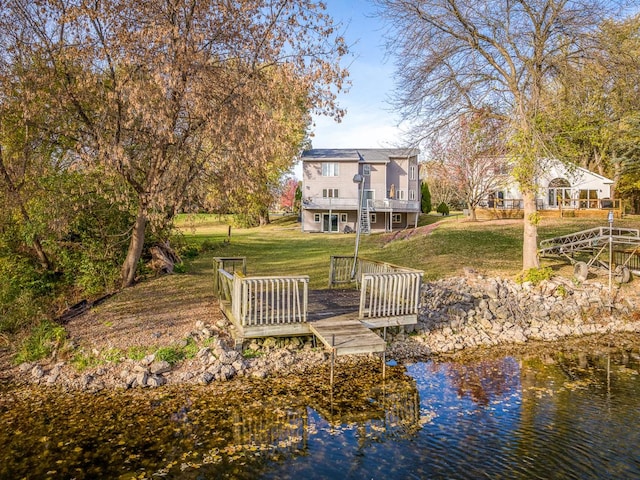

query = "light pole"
[351,173,364,279]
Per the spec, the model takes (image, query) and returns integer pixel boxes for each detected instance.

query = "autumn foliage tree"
[2,0,348,287]
[429,113,507,221]
[279,178,301,213]
[376,0,631,270]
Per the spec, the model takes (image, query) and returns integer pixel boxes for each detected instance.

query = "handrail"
[329,255,421,287]
[235,274,309,327]
[359,271,422,319]
[217,269,234,303]
[213,257,246,296]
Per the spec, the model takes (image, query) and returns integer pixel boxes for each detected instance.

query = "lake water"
[1,348,639,479]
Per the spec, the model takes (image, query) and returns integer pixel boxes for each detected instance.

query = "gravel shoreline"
[6,270,640,392]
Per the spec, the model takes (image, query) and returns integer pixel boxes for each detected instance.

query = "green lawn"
[175,213,640,288]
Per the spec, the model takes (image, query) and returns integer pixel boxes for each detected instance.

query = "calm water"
[1,349,639,479]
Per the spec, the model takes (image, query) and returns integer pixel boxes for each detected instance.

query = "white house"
[481,159,615,212]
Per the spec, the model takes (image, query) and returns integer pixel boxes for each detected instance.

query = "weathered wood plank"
[310,315,385,356]
[360,314,418,329]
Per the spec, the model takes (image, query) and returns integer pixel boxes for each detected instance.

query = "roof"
[301,148,419,164]
[574,165,613,184]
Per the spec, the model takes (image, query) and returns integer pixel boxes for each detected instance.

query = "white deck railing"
[359,271,422,319]
[216,256,419,330]
[329,256,420,286]
[329,256,423,319]
[233,274,309,327]
[213,257,246,297]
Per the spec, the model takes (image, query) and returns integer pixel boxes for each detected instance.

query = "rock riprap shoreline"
[15,271,640,391]
[402,269,640,356]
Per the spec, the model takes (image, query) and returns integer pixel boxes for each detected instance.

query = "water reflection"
[1,348,639,479]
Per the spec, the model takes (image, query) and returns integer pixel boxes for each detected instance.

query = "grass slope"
[175,213,640,286]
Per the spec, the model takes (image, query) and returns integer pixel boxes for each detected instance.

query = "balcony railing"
[303,197,359,209]
[478,198,622,211]
[303,197,420,211]
[369,199,420,211]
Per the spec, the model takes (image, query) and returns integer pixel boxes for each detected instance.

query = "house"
[301,148,421,233]
[478,159,618,215]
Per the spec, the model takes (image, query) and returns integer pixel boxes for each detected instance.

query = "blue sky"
[309,0,404,149]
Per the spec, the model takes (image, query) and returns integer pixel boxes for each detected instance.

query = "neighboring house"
[301,148,421,233]
[479,159,616,212]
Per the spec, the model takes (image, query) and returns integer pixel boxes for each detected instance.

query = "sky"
[308,0,404,149]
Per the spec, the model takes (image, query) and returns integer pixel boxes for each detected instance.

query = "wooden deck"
[214,257,423,356]
[309,313,386,356]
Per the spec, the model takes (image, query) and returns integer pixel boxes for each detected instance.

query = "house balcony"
[303,197,360,210]
[370,198,420,212]
[303,197,420,212]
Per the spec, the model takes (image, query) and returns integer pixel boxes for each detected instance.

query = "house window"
[322,163,339,176]
[409,190,415,201]
[322,188,339,198]
[579,189,599,208]
[370,213,377,223]
[363,164,371,176]
[396,189,405,200]
[392,214,402,223]
[340,213,348,223]
[409,165,416,180]
[314,213,321,223]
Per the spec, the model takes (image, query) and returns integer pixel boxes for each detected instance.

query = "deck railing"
[233,274,309,327]
[359,271,422,319]
[329,256,420,286]
[213,257,246,297]
[217,269,235,303]
[214,257,309,328]
[328,256,423,319]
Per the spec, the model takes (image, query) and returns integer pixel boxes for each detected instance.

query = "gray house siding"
[301,148,421,233]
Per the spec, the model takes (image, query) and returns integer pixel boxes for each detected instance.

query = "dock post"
[382,326,387,380]
[330,334,335,387]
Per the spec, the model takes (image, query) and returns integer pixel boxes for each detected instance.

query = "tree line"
[0,0,347,334]
[376,0,640,269]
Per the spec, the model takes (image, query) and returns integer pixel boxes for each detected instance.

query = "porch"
[475,197,624,220]
[213,256,423,356]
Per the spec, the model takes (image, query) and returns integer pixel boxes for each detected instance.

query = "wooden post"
[330,334,335,387]
[383,326,387,380]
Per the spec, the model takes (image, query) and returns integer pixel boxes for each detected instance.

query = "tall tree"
[420,181,431,214]
[205,63,312,227]
[3,0,348,287]
[375,0,631,269]
[543,14,640,206]
[430,112,507,221]
[280,177,300,213]
[422,161,462,210]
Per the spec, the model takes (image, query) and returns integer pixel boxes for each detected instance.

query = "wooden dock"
[309,313,386,356]
[213,256,423,356]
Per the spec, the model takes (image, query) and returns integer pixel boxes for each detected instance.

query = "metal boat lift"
[538,226,640,283]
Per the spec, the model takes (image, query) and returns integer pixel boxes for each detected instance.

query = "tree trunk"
[0,149,51,270]
[522,190,539,270]
[121,208,147,288]
[259,209,270,226]
[469,207,477,221]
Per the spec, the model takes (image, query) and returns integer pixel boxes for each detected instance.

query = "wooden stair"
[309,314,385,356]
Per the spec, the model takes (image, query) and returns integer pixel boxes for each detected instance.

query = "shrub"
[155,346,186,365]
[71,352,102,371]
[515,266,553,285]
[421,182,432,213]
[436,202,450,216]
[199,239,217,253]
[127,346,150,361]
[15,319,66,364]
